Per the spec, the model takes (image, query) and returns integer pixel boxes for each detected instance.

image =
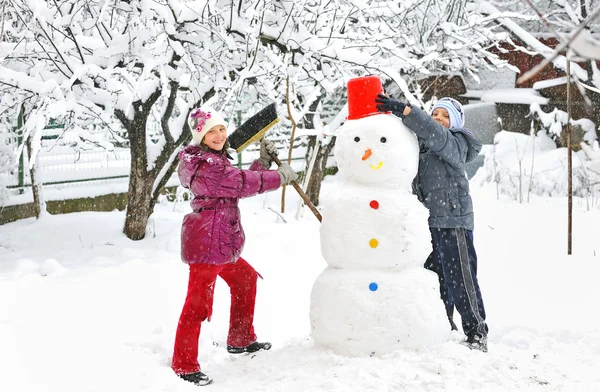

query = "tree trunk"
[122,137,186,240]
[123,170,155,240]
[123,175,154,240]
[122,113,154,240]
[26,136,43,219]
[305,135,336,205]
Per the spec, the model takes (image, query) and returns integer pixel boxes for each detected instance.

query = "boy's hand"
[375,94,407,118]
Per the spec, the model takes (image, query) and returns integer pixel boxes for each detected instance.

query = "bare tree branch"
[516,5,600,84]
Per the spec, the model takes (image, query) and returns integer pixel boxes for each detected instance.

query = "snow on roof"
[462,88,549,105]
[462,67,516,91]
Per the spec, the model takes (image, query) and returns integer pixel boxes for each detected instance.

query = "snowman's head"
[335,114,418,187]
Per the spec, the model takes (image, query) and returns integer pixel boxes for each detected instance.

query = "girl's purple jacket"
[178,145,281,265]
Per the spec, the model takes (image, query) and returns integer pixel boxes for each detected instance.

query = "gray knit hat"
[431,98,465,129]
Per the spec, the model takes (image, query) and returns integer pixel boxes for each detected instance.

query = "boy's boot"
[463,334,488,353]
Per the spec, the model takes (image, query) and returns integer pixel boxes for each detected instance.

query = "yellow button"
[369,239,378,248]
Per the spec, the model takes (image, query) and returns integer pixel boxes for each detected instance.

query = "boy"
[375,94,489,352]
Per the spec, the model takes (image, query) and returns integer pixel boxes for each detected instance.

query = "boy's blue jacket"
[403,106,482,231]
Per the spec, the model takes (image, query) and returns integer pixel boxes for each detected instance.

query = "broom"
[228,103,323,222]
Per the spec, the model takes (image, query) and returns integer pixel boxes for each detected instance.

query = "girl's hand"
[258,138,278,168]
[277,163,297,185]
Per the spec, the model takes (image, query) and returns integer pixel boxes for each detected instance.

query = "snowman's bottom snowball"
[310,267,448,356]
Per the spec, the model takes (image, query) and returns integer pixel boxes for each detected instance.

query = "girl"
[375,94,489,352]
[172,106,297,386]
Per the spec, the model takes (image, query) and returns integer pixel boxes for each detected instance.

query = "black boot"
[462,334,488,353]
[227,341,272,354]
[179,371,212,386]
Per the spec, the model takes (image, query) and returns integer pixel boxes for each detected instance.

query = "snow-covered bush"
[472,130,600,204]
[530,102,597,149]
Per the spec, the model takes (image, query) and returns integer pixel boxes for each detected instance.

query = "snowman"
[310,76,447,356]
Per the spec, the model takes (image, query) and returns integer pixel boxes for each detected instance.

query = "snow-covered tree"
[0,0,517,237]
[476,0,600,97]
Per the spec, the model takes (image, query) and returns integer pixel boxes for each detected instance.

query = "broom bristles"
[228,103,279,153]
[233,118,280,153]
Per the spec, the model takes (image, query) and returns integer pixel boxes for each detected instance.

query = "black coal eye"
[380,137,387,143]
[354,137,360,142]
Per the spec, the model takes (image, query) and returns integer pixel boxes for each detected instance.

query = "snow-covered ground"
[1,177,599,392]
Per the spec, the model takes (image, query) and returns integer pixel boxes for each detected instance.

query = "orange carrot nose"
[362,148,372,161]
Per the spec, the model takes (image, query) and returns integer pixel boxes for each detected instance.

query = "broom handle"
[269,153,323,223]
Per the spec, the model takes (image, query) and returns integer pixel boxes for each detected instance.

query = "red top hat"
[347,75,384,120]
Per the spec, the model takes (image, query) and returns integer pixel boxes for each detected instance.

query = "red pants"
[171,257,259,375]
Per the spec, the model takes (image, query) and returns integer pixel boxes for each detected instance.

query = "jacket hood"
[450,127,482,163]
[178,145,229,188]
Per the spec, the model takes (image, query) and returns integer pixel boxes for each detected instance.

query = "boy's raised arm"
[403,106,468,168]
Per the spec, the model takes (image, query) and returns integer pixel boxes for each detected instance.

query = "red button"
[369,200,379,209]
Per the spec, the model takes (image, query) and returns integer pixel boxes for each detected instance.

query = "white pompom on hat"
[188,106,227,145]
[431,97,465,129]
